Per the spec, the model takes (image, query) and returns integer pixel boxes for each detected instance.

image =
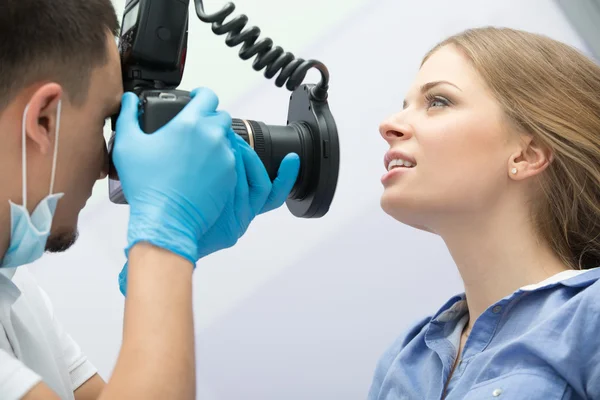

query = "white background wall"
[26,0,591,398]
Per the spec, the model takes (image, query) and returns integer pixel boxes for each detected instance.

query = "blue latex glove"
[119,133,300,296]
[112,87,237,265]
[194,133,300,257]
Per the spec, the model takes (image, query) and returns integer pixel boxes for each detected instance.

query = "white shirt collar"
[520,267,600,291]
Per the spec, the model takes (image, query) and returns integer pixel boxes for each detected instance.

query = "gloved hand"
[119,132,300,296]
[112,87,237,265]
[194,133,300,258]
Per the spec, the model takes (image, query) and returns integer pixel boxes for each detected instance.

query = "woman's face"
[379,44,518,232]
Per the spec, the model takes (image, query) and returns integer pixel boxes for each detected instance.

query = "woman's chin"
[380,189,412,215]
[380,192,436,234]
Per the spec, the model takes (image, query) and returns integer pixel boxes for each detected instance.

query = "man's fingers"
[206,110,233,130]
[260,153,300,214]
[231,130,250,214]
[236,134,271,215]
[183,87,219,116]
[115,92,142,136]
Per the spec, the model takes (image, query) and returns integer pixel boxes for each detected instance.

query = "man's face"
[46,32,123,251]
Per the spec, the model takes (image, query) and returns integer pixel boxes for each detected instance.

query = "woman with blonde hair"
[369,26,600,399]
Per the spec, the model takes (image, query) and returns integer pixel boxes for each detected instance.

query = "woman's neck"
[437,202,570,328]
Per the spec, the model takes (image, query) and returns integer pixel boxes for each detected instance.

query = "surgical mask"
[0,100,64,271]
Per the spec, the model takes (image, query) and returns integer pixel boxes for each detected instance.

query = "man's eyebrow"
[403,80,462,109]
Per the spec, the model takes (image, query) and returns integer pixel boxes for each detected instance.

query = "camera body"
[109,0,191,202]
[109,0,340,218]
[108,90,191,204]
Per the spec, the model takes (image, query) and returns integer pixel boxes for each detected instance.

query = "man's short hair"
[0,0,120,110]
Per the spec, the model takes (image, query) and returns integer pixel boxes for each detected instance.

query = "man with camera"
[0,1,299,399]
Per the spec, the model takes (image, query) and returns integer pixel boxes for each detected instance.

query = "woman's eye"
[425,94,451,109]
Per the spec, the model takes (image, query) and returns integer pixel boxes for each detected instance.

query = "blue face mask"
[0,100,64,272]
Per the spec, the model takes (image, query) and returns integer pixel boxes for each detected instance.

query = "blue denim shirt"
[368,268,600,400]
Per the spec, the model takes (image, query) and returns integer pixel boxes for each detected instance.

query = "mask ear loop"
[49,100,61,196]
[20,99,62,209]
[21,103,30,210]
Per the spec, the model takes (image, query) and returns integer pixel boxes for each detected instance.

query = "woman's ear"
[24,83,63,156]
[508,135,552,180]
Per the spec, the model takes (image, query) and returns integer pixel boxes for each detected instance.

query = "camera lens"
[231,118,312,199]
[231,117,338,219]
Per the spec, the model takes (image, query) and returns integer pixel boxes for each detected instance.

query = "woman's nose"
[379,117,413,143]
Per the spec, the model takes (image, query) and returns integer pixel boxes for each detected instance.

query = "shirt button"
[492,305,502,314]
[492,388,503,396]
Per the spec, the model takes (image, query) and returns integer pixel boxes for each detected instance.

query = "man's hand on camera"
[118,131,299,296]
[112,87,237,266]
[194,132,300,259]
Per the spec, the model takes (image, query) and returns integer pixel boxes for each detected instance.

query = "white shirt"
[0,267,97,400]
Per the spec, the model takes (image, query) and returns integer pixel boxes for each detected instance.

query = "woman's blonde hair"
[423,27,600,270]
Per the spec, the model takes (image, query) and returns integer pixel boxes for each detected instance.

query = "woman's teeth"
[387,159,415,171]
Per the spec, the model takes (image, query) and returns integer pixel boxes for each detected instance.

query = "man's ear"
[24,83,63,156]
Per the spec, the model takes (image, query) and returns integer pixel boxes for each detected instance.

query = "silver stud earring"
[511,168,517,175]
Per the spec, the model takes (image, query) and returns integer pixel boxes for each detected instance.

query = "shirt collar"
[0,268,22,306]
[431,267,600,323]
[0,267,17,281]
[520,267,600,291]
[431,294,467,323]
